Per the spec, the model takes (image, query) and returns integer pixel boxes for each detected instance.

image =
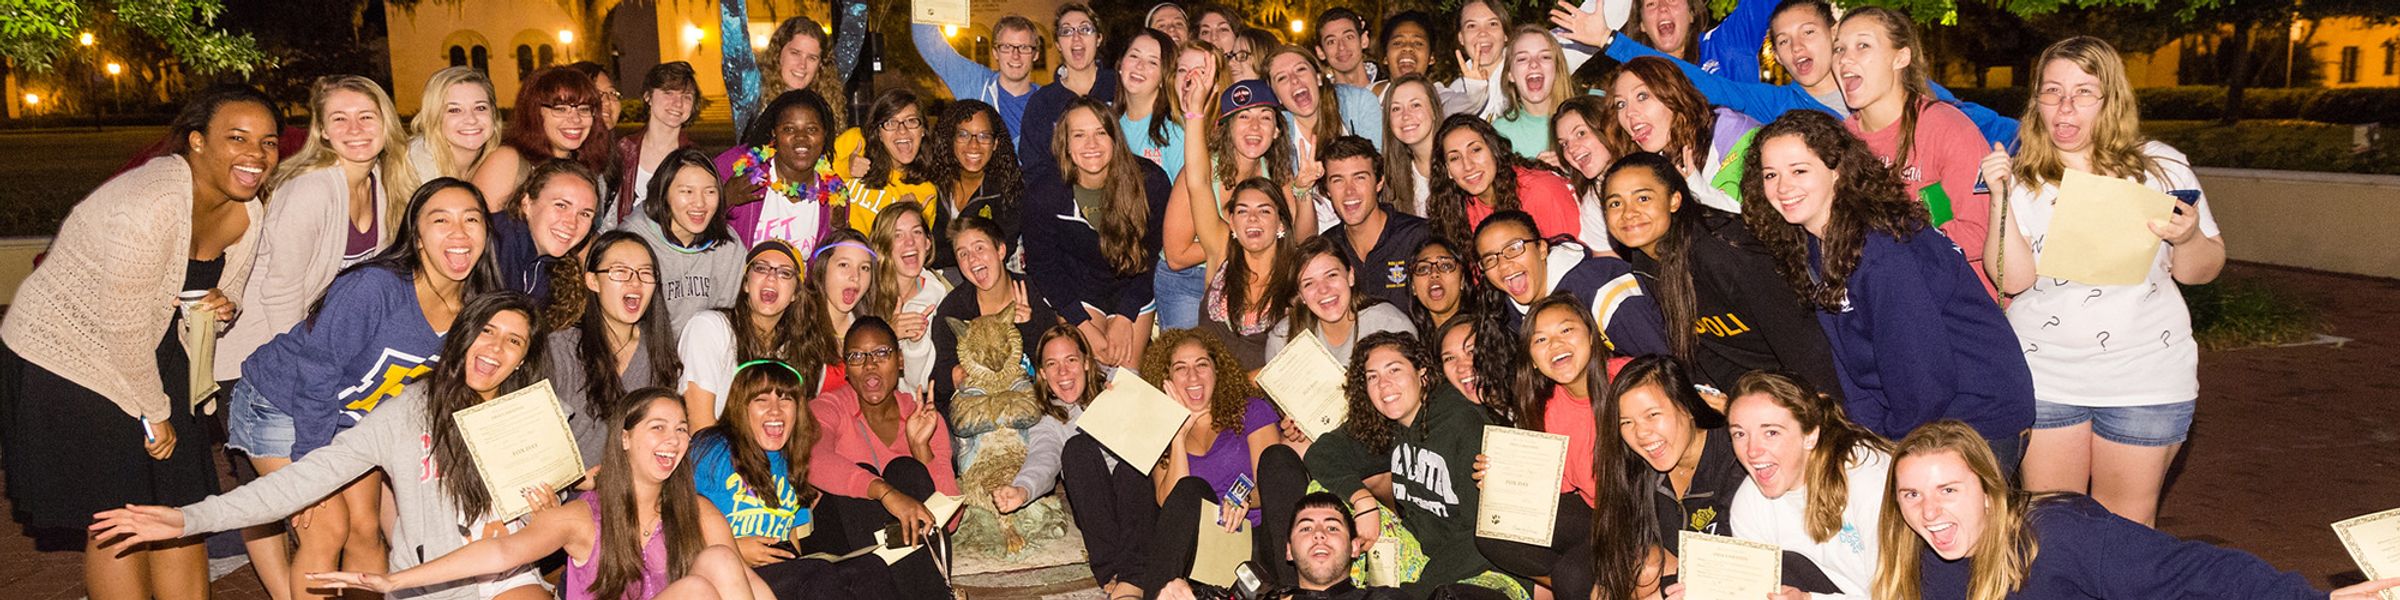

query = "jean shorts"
[2031,400,2196,447]
[224,378,297,459]
[1153,258,1206,330]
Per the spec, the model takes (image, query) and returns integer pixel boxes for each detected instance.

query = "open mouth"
[758,287,780,305]
[561,127,587,143]
[1792,56,1816,78]
[1291,89,1316,114]
[231,164,266,189]
[1502,271,1529,298]
[1655,21,1681,45]
[1749,461,1778,487]
[1182,383,1207,404]
[1925,521,1957,552]
[548,226,578,252]
[442,245,475,274]
[762,420,788,444]
[1548,350,1575,372]
[1525,71,1547,96]
[621,291,646,315]
[1840,70,1865,96]
[472,354,502,378]
[653,450,681,472]
[1629,123,1654,148]
[1424,280,1448,302]
[840,287,861,307]
[2051,121,2083,144]
[682,208,709,227]
[1642,440,1669,462]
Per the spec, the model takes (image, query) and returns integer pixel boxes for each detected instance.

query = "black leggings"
[1062,432,1158,586]
[1129,445,1310,593]
[1474,493,1594,597]
[807,456,952,599]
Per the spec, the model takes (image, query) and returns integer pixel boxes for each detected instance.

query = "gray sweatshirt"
[617,215,745,332]
[1012,401,1083,499]
[180,387,491,600]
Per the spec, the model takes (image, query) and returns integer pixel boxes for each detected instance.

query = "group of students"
[4,1,2397,600]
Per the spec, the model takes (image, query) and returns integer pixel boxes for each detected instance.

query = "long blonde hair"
[1873,421,2041,600]
[866,200,929,324]
[1502,24,1575,120]
[410,66,501,179]
[2009,36,2161,188]
[271,75,420,241]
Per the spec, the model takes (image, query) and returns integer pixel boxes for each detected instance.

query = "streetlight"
[78,32,94,46]
[1289,19,1306,35]
[557,29,575,45]
[104,62,122,76]
[22,93,38,106]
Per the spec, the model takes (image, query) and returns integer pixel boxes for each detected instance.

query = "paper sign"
[1476,426,1569,546]
[2337,507,2400,600]
[1678,531,1781,600]
[1190,499,1254,587]
[911,0,968,27]
[1256,329,1349,440]
[1077,367,1193,475]
[2035,169,2176,286]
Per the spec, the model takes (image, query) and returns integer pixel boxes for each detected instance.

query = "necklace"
[731,145,846,203]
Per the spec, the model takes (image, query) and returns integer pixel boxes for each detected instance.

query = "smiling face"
[1438,326,1479,403]
[1508,33,1558,106]
[1361,345,1427,424]
[994,27,1038,82]
[1618,382,1698,472]
[1610,73,1677,154]
[845,326,902,405]
[1553,111,1613,179]
[1166,339,1217,413]
[1756,134,1838,237]
[1641,0,1697,57]
[745,388,798,449]
[663,165,720,241]
[1458,2,1505,67]
[1318,18,1367,75]
[880,104,924,166]
[821,245,874,314]
[1385,21,1431,79]
[415,187,490,283]
[1526,305,1593,390]
[1473,219,1549,304]
[1229,107,1279,161]
[1295,253,1355,323]
[779,35,823,91]
[187,101,281,202]
[1411,244,1464,316]
[1121,36,1166,99]
[1228,188,1286,254]
[584,241,657,326]
[1039,334,1092,404]
[440,82,495,153]
[320,88,387,165]
[887,211,931,276]
[1770,9,1836,89]
[1602,165,1681,256]
[2037,58,2104,155]
[1148,4,1189,44]
[1727,392,1816,499]
[1268,54,1323,120]
[1832,16,1909,112]
[1288,505,1354,586]
[1894,450,1989,560]
[773,104,829,173]
[1441,127,1500,197]
[621,397,693,485]
[1387,83,1436,148]
[647,85,696,129]
[1197,12,1235,50]
[524,173,599,257]
[540,100,594,155]
[1063,107,1115,182]
[953,112,996,174]
[743,250,799,318]
[462,309,533,395]
[1324,155,1380,226]
[1057,11,1102,71]
[592,74,623,127]
[954,227,1006,291]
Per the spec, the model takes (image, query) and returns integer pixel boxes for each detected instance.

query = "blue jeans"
[223,378,296,459]
[1153,258,1205,330]
[2033,400,2196,447]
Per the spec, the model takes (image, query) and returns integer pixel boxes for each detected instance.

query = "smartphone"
[881,523,913,549]
[2168,189,2201,206]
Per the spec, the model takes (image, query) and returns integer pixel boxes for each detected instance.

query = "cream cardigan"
[1,155,262,420]
[215,164,388,379]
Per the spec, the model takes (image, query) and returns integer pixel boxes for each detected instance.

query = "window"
[517,45,535,79]
[470,46,489,72]
[537,44,555,68]
[2384,42,2395,76]
[449,46,467,67]
[2339,46,2360,83]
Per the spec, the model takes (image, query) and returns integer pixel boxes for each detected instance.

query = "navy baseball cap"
[1219,79,1281,121]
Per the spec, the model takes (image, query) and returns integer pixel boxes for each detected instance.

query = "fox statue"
[945,311,1067,557]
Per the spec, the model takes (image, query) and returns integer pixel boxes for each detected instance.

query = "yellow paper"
[1190,499,1254,587]
[1475,426,1569,546]
[180,308,219,402]
[453,380,587,521]
[1678,531,1782,600]
[910,0,968,27]
[1255,329,1349,440]
[2336,507,2400,600]
[1078,367,1193,475]
[2035,169,2176,286]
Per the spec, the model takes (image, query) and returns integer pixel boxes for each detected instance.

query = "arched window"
[470,46,489,72]
[517,45,535,79]
[449,45,467,67]
[537,44,555,68]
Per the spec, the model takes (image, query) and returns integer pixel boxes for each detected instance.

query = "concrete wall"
[2196,167,2400,279]
[0,237,50,306]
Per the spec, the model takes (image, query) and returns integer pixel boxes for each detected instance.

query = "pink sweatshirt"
[808,385,961,498]
[1849,100,1996,299]
[1467,166,1585,243]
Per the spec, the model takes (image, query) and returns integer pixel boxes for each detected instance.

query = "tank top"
[563,497,671,600]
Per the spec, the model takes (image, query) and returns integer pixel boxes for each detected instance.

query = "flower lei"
[732,145,846,205]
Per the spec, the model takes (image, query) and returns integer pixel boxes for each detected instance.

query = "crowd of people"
[4,1,2395,599]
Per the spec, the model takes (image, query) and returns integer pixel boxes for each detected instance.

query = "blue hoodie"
[911,23,1039,144]
[489,212,559,304]
[240,266,444,457]
[1917,495,2322,600]
[1808,224,2032,441]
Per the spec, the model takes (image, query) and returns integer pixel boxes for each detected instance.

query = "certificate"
[1475,426,1569,546]
[2036,169,2177,286]
[911,0,968,27]
[1363,536,1402,587]
[1189,499,1254,587]
[1678,531,1781,600]
[180,309,219,402]
[452,380,586,521]
[1077,367,1192,475]
[2337,507,2400,600]
[1255,329,1349,440]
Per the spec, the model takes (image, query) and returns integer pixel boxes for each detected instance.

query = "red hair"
[504,68,612,176]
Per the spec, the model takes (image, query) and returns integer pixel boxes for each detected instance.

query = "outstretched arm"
[308,500,591,594]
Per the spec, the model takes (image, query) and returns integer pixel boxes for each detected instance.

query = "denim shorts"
[224,378,297,459]
[2032,400,2196,447]
[1153,258,1206,330]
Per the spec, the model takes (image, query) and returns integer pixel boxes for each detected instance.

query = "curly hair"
[1427,113,1565,244]
[1603,57,1721,173]
[924,100,1025,211]
[1738,110,1926,312]
[763,15,845,133]
[1341,331,1431,456]
[1140,328,1256,431]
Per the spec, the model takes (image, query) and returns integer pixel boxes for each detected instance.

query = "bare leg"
[339,471,389,600]
[247,455,297,600]
[291,490,352,600]
[658,545,753,600]
[2089,439,2180,527]
[493,583,555,600]
[2021,423,2095,495]
[145,537,212,600]
[84,533,154,600]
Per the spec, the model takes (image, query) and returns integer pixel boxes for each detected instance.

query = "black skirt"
[2,297,219,530]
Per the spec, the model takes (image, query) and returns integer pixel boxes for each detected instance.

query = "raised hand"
[89,504,188,548]
[1549,1,1615,48]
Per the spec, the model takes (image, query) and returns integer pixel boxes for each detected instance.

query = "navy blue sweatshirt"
[1015,68,1119,177]
[1022,157,1170,324]
[1504,244,1672,358]
[489,212,559,305]
[1326,208,1430,314]
[1809,225,2033,441]
[1917,495,2323,600]
[1624,209,1842,398]
[240,266,443,457]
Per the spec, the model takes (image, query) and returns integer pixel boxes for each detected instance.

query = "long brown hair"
[763,15,844,132]
[1262,45,1347,148]
[1590,356,1717,599]
[1341,331,1431,456]
[1738,111,1926,312]
[563,232,685,429]
[1281,235,1377,340]
[1139,329,1255,431]
[1033,324,1104,423]
[1873,421,2044,600]
[861,89,932,186]
[1380,74,1442,214]
[801,229,873,351]
[1427,113,1560,244]
[1515,294,1612,434]
[2010,36,2162,189]
[1050,98,1153,275]
[424,293,545,523]
[1553,94,1613,193]
[1622,0,1716,63]
[592,389,705,600]
[865,200,929,324]
[1604,57,1721,172]
[1604,152,1707,362]
[711,361,819,510]
[1731,370,1889,542]
[1208,104,1298,188]
[1838,7,1936,176]
[1222,178,1295,333]
[718,240,830,383]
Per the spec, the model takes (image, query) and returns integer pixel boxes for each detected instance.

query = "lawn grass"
[2183,277,2325,351]
[2146,120,2400,175]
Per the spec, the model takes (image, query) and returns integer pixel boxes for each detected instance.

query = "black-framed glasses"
[843,346,897,365]
[954,130,998,145]
[747,262,797,281]
[1411,257,1461,277]
[880,117,925,132]
[542,103,595,118]
[1476,238,1536,271]
[600,265,658,283]
[995,43,1039,56]
[1058,25,1098,38]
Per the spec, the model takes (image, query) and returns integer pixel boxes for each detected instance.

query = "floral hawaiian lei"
[731,145,845,204]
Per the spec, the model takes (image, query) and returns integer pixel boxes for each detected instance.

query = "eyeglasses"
[1228,50,1254,63]
[597,89,622,102]
[2036,89,2104,109]
[955,130,998,145]
[747,262,797,281]
[1476,238,1536,271]
[599,265,658,283]
[542,103,595,119]
[1058,25,1098,38]
[1411,257,1461,277]
[880,117,925,132]
[995,43,1039,56]
[843,346,897,365]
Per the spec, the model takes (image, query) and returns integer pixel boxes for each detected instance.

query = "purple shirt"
[1185,397,1280,527]
[565,497,669,600]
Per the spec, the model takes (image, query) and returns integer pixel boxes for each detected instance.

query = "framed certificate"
[911,0,968,27]
[453,380,586,521]
[1476,425,1569,546]
[2337,507,2400,600]
[1255,329,1349,440]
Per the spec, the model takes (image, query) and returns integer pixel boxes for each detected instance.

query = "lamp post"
[79,31,100,131]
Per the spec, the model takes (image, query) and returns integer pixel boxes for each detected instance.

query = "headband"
[810,240,880,262]
[735,359,807,384]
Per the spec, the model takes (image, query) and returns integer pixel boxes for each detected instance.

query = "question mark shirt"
[237,265,444,459]
[1999,142,2218,408]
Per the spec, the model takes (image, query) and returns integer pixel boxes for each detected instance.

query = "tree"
[0,0,266,75]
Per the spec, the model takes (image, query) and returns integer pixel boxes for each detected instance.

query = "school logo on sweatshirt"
[337,349,436,420]
[1391,445,1461,518]
[716,472,806,538]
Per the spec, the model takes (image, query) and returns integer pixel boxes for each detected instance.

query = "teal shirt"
[1121,112,1187,184]
[1491,112,1553,159]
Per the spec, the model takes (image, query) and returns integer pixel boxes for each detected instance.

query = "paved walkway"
[2,262,2393,598]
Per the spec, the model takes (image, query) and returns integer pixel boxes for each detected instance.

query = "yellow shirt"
[832,126,939,232]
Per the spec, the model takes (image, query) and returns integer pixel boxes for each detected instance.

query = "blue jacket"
[1016,67,1119,178]
[1918,495,2321,600]
[1586,34,2022,147]
[240,266,444,457]
[489,212,558,304]
[911,23,1039,145]
[1810,224,2033,441]
[1021,156,1171,324]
